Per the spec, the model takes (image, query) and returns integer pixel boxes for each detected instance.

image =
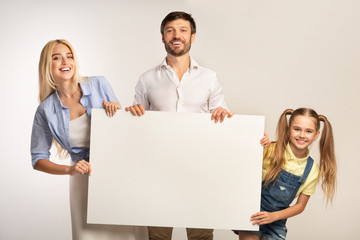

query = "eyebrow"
[165,25,189,29]
[292,125,315,131]
[52,52,72,57]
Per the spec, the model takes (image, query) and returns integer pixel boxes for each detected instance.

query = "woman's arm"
[251,193,310,225]
[34,159,92,175]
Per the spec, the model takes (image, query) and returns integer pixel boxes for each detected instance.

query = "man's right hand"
[125,104,146,116]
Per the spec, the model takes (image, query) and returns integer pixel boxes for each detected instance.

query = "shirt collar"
[53,90,64,113]
[52,79,90,113]
[160,56,199,72]
[79,78,91,96]
[285,142,310,163]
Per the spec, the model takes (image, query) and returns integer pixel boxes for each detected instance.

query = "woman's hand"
[260,131,271,147]
[211,107,234,123]
[125,104,146,116]
[103,99,121,117]
[250,211,278,225]
[68,160,92,176]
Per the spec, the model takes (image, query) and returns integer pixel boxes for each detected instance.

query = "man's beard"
[164,39,192,57]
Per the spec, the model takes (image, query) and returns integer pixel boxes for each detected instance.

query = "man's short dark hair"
[160,11,196,35]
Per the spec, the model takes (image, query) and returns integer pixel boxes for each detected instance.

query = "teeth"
[173,42,182,45]
[60,68,70,71]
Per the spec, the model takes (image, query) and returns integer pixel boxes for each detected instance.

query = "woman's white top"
[70,113,91,148]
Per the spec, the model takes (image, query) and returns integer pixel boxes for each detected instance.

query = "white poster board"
[88,109,264,231]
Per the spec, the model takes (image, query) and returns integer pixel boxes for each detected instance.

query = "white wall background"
[0,0,359,239]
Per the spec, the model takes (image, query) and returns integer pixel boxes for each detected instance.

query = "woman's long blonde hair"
[38,39,81,158]
[264,108,337,204]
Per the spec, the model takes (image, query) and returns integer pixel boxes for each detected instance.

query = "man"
[126,11,233,240]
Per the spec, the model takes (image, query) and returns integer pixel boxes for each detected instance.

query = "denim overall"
[259,156,314,240]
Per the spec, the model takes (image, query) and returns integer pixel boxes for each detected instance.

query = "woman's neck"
[57,81,80,99]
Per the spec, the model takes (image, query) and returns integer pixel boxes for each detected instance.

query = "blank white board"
[88,109,264,231]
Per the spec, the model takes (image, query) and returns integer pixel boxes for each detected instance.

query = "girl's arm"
[35,159,92,176]
[251,193,310,225]
[260,131,271,147]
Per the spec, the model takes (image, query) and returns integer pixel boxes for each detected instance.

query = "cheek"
[310,133,318,141]
[289,130,297,138]
[51,64,57,74]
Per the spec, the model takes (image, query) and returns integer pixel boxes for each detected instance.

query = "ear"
[191,33,196,43]
[314,130,321,141]
[162,35,165,43]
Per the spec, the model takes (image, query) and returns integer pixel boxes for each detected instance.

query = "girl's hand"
[211,107,234,123]
[260,131,271,147]
[125,104,146,116]
[250,211,278,225]
[103,99,121,117]
[68,160,92,176]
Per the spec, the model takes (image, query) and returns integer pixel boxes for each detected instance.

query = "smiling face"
[51,43,75,83]
[288,115,320,158]
[162,18,195,57]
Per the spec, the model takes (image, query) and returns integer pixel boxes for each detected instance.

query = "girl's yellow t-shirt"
[262,143,320,197]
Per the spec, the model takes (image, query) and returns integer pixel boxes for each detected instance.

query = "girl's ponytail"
[264,109,293,186]
[318,115,337,204]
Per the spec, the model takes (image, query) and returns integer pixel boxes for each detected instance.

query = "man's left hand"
[211,107,234,123]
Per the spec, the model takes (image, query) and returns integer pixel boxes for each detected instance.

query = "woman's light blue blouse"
[30,76,119,168]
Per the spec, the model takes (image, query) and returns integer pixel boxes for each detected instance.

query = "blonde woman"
[31,39,144,240]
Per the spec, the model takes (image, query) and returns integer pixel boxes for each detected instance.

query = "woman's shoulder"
[37,91,57,112]
[81,76,112,89]
[81,76,107,84]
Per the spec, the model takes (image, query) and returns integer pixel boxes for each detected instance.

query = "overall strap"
[299,156,314,184]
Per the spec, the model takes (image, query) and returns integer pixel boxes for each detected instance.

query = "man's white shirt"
[134,57,228,113]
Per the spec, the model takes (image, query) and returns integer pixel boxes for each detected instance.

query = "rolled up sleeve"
[30,108,52,168]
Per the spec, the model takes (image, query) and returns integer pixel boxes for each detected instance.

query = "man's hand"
[211,107,234,123]
[125,104,146,116]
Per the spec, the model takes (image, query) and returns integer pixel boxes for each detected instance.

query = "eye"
[306,130,313,133]
[67,55,73,59]
[52,56,60,60]
[294,128,300,131]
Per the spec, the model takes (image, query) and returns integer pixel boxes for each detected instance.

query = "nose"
[61,57,68,65]
[173,29,180,38]
[299,131,305,138]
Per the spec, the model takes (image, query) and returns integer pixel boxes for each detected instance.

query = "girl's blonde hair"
[264,108,337,204]
[38,39,81,158]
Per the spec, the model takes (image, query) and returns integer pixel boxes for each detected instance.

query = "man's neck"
[166,53,191,81]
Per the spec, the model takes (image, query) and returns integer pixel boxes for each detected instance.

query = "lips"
[60,67,71,72]
[296,139,306,144]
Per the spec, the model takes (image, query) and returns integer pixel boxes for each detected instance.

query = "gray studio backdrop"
[0,0,359,239]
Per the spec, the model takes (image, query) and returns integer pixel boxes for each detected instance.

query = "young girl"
[235,108,337,240]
